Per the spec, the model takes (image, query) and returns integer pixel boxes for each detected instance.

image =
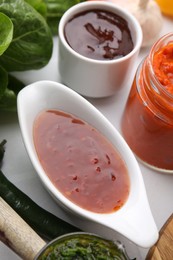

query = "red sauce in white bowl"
[33,109,130,213]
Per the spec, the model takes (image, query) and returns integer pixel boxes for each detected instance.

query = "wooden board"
[146,214,173,260]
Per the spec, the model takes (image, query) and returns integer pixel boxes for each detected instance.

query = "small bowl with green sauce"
[36,232,129,260]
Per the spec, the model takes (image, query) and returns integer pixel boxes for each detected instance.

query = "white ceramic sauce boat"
[17,80,158,248]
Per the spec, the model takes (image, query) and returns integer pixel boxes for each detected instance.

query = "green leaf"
[0,72,25,111]
[0,12,13,56]
[0,66,17,111]
[0,87,17,111]
[0,0,53,71]
[0,65,8,99]
[44,0,81,35]
[24,0,47,18]
[0,66,18,111]
[8,74,25,95]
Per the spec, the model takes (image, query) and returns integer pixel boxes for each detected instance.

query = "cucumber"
[0,140,81,241]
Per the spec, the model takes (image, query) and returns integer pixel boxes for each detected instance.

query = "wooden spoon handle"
[0,197,46,260]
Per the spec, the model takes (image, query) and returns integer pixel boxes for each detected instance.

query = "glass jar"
[121,33,173,173]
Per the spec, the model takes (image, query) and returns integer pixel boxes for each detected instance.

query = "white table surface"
[0,14,173,260]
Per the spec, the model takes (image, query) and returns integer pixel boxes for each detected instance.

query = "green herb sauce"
[38,233,128,260]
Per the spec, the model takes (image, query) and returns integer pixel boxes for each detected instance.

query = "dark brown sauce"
[64,9,134,60]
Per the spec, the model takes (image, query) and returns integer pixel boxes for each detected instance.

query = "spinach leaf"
[0,88,17,111]
[44,0,82,35]
[0,72,25,112]
[0,66,8,99]
[24,0,47,18]
[0,12,13,56]
[0,0,53,71]
[0,66,17,111]
[8,74,25,95]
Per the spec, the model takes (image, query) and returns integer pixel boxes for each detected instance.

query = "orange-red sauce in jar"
[121,33,173,172]
[153,42,173,94]
[34,109,130,213]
